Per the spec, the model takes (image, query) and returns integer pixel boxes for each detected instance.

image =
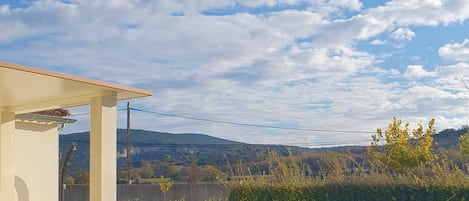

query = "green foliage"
[60,129,311,175]
[228,151,469,201]
[139,161,155,178]
[139,177,170,184]
[74,171,89,184]
[158,175,173,193]
[203,165,225,182]
[229,184,469,201]
[167,165,179,178]
[459,130,469,156]
[65,175,75,185]
[368,117,437,171]
[158,175,173,201]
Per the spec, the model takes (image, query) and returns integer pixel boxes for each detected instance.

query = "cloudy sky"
[1,0,469,147]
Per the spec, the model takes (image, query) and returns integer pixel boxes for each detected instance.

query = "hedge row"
[229,184,469,201]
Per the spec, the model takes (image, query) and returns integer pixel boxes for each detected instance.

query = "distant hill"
[61,129,241,145]
[432,127,468,148]
[324,127,469,153]
[59,129,307,175]
[59,127,468,175]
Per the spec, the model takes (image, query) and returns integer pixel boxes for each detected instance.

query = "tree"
[458,129,469,173]
[74,171,89,184]
[138,160,155,178]
[368,117,436,171]
[181,164,201,183]
[459,130,469,156]
[65,175,75,185]
[158,175,173,201]
[167,165,179,179]
[202,165,224,182]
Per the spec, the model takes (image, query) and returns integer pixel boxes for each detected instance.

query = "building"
[0,61,152,201]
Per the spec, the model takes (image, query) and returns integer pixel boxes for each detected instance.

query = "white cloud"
[389,69,400,76]
[396,84,461,119]
[328,0,363,11]
[390,27,415,40]
[0,5,9,14]
[309,0,363,16]
[370,39,386,45]
[369,0,469,26]
[434,63,469,94]
[1,0,469,146]
[439,39,469,62]
[404,65,436,78]
[264,10,322,39]
[312,14,390,47]
[238,0,298,7]
[0,1,80,43]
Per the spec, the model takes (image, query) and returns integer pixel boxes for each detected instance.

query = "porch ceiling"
[0,61,152,113]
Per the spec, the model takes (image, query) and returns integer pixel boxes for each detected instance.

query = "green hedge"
[229,184,469,201]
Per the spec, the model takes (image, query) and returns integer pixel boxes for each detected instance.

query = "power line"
[61,139,370,147]
[64,106,374,144]
[67,107,373,134]
[130,108,375,134]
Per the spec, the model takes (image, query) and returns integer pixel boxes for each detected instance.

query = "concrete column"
[0,111,15,201]
[89,94,117,201]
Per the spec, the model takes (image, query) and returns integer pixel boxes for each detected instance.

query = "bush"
[228,151,469,201]
[229,184,469,201]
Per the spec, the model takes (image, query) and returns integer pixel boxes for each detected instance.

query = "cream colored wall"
[14,121,58,201]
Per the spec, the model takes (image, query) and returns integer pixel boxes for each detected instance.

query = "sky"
[1,0,469,147]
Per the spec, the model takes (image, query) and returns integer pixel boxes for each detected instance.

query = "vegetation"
[368,117,437,171]
[159,175,173,201]
[61,123,469,200]
[59,129,309,181]
[229,150,469,201]
[459,129,469,156]
[228,118,469,200]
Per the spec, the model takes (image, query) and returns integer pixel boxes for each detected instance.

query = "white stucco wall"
[14,121,58,201]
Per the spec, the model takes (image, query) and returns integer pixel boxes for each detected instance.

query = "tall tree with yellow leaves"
[368,117,436,171]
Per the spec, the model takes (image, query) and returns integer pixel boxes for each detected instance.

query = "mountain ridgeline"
[59,129,309,175]
[60,128,468,176]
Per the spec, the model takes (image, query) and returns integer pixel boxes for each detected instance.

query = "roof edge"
[0,61,152,98]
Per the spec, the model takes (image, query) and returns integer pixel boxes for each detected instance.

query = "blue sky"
[1,0,469,147]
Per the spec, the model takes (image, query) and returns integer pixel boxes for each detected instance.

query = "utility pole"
[126,102,132,184]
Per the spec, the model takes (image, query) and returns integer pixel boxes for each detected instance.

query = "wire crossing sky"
[130,108,375,134]
[2,0,469,146]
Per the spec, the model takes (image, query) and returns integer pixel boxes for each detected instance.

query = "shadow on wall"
[15,176,29,201]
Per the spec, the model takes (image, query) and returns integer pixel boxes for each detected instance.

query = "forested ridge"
[60,127,468,184]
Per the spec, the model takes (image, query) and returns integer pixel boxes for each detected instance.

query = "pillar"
[89,94,117,201]
[0,111,15,201]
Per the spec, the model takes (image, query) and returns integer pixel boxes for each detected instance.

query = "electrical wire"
[60,138,370,147]
[130,108,375,134]
[65,107,373,146]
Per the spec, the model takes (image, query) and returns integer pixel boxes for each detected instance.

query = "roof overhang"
[0,61,152,114]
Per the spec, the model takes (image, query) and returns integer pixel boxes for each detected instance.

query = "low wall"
[64,183,228,201]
